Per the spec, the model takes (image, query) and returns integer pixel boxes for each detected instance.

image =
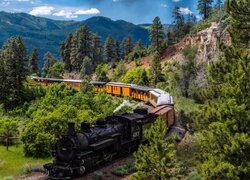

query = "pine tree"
[61,33,73,72]
[75,26,92,71]
[103,35,115,62]
[196,0,250,178]
[91,33,102,65]
[80,56,93,78]
[114,40,121,61]
[1,37,28,109]
[149,16,164,52]
[197,0,213,19]
[134,39,144,52]
[215,0,223,10]
[43,51,56,76]
[151,51,162,85]
[131,118,177,179]
[80,75,95,94]
[0,49,6,105]
[123,36,134,56]
[70,36,78,72]
[172,6,185,41]
[29,48,39,74]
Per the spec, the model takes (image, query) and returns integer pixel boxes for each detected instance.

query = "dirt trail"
[17,156,133,180]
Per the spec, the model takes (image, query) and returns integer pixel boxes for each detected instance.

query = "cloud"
[53,10,77,19]
[172,0,181,2]
[179,7,192,14]
[75,8,100,15]
[29,6,55,16]
[16,0,30,2]
[161,4,168,8]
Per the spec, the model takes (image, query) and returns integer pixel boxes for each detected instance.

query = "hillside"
[0,11,149,67]
[118,22,230,73]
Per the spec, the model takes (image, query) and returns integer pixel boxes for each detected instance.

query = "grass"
[0,145,50,179]
[174,96,201,113]
[112,161,136,177]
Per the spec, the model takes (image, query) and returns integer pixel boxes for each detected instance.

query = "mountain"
[0,11,150,67]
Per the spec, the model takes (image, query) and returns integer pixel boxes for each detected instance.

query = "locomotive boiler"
[44,109,155,179]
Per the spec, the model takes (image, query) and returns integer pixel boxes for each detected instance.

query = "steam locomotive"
[44,109,156,179]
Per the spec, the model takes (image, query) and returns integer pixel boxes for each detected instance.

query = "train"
[31,76,179,179]
[44,109,158,179]
[31,76,175,127]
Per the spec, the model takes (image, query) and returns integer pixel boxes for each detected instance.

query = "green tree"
[149,16,164,52]
[80,56,93,78]
[123,36,134,56]
[47,61,65,78]
[114,40,121,61]
[195,0,250,179]
[103,35,115,62]
[132,118,177,179]
[91,33,103,65]
[61,33,73,72]
[1,37,28,109]
[43,51,56,76]
[96,64,110,82]
[151,51,162,86]
[179,45,198,97]
[29,48,39,74]
[80,75,95,94]
[134,39,144,52]
[197,0,213,19]
[172,6,185,41]
[0,117,19,151]
[121,66,149,86]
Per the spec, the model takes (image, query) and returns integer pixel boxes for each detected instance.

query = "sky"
[0,0,203,24]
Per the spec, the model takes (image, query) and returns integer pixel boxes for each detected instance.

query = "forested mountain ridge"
[0,11,149,66]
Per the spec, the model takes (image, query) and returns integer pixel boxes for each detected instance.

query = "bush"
[112,161,136,176]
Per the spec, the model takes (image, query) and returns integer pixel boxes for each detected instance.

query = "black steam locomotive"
[44,109,155,179]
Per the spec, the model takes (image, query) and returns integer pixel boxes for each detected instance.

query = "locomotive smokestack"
[68,122,75,135]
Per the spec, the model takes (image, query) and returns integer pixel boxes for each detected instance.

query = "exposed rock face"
[162,22,231,64]
[183,22,231,64]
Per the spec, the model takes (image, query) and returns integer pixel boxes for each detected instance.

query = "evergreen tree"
[29,48,39,74]
[114,40,121,61]
[0,50,6,105]
[172,6,185,41]
[43,51,56,76]
[96,64,109,82]
[197,0,213,19]
[131,118,177,179]
[138,69,149,86]
[80,56,93,78]
[103,35,115,62]
[123,36,134,56]
[134,39,144,52]
[70,36,78,72]
[91,33,102,65]
[80,75,95,94]
[149,16,164,52]
[151,51,162,85]
[196,0,250,178]
[75,25,92,71]
[179,45,198,97]
[215,0,223,10]
[1,37,28,109]
[61,33,73,72]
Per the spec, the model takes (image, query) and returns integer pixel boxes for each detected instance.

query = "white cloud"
[173,0,181,2]
[29,6,55,16]
[16,0,30,2]
[75,8,100,15]
[179,7,193,14]
[53,10,77,19]
[161,4,168,8]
